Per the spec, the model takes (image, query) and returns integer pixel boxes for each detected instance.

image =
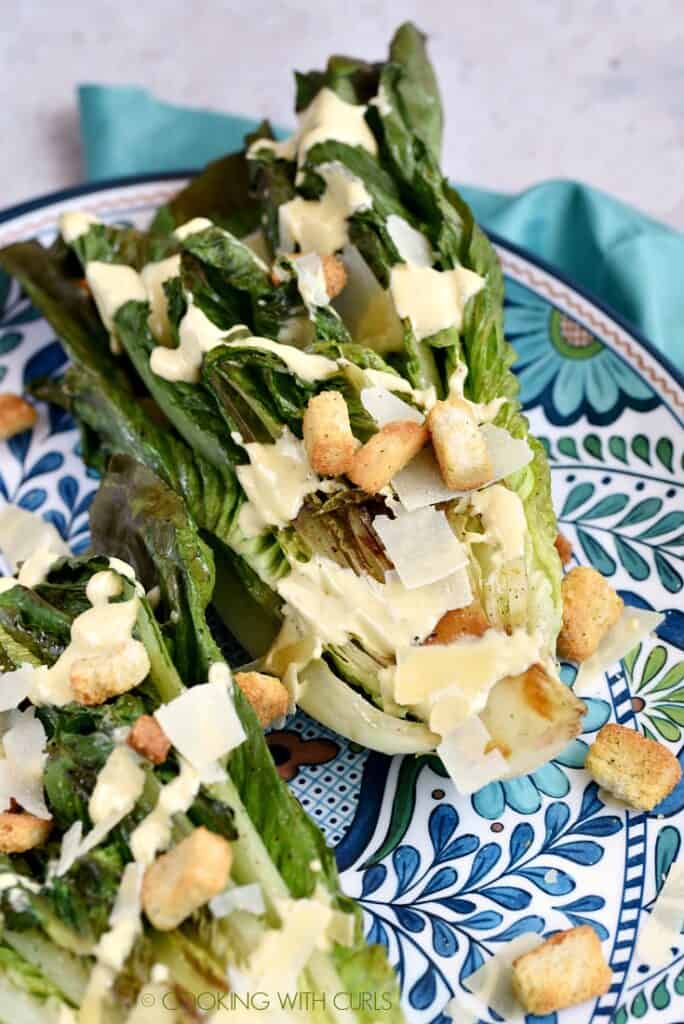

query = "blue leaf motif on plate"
[58,475,78,511]
[428,803,479,862]
[459,941,484,983]
[550,841,602,866]
[23,340,68,386]
[8,431,31,465]
[24,452,64,482]
[393,846,420,897]
[462,843,501,889]
[409,965,436,1010]
[490,915,545,943]
[544,802,571,844]
[430,917,458,957]
[361,864,386,898]
[478,886,531,910]
[0,332,22,356]
[509,823,534,865]
[419,867,457,899]
[516,866,574,895]
[654,825,681,894]
[18,488,46,512]
[435,896,476,915]
[366,916,388,948]
[43,509,68,539]
[395,907,425,933]
[459,911,503,931]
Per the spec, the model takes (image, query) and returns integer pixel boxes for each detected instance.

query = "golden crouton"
[556,566,623,662]
[512,925,611,1014]
[0,395,37,441]
[302,391,359,476]
[320,255,347,299]
[427,399,493,491]
[555,532,573,566]
[0,812,52,853]
[235,671,289,728]
[426,601,490,645]
[348,420,428,494]
[585,723,681,811]
[142,827,232,931]
[70,640,151,705]
[127,714,171,765]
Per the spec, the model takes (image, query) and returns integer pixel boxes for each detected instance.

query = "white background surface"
[3,0,683,227]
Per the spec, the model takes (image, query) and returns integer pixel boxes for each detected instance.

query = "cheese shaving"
[373,507,468,590]
[360,386,424,427]
[637,862,684,967]
[0,664,34,711]
[209,883,266,919]
[392,425,533,511]
[438,717,508,795]
[464,933,542,1022]
[0,504,69,576]
[386,215,433,267]
[575,606,664,692]
[154,678,245,780]
[0,707,50,819]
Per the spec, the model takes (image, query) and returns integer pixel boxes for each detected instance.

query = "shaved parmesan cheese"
[174,217,213,240]
[0,707,50,819]
[293,253,329,307]
[333,245,405,355]
[0,664,34,711]
[575,606,664,692]
[209,883,265,920]
[637,862,684,967]
[392,425,533,511]
[438,718,508,795]
[0,505,69,575]
[360,386,424,427]
[373,507,467,590]
[56,821,83,877]
[391,628,540,732]
[465,933,542,1022]
[88,747,145,825]
[386,215,433,267]
[59,211,99,243]
[154,679,245,779]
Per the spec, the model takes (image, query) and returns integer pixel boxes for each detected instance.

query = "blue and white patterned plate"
[1,179,682,1024]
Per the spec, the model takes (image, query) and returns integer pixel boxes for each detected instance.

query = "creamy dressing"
[30,570,147,707]
[15,542,63,589]
[59,211,100,244]
[130,757,200,867]
[389,628,541,732]
[390,264,485,340]
[386,214,433,267]
[236,427,330,536]
[277,555,472,659]
[88,746,145,826]
[249,87,377,166]
[86,262,147,353]
[279,163,372,255]
[359,367,413,394]
[140,254,181,344]
[228,334,338,382]
[150,299,226,383]
[470,485,527,561]
[446,364,507,423]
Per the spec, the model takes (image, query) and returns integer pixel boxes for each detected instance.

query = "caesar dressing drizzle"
[389,263,485,340]
[279,163,372,255]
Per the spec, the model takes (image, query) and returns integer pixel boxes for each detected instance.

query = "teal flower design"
[471,688,611,819]
[504,278,657,425]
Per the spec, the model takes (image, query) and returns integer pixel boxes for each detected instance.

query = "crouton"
[235,671,289,728]
[70,640,150,705]
[512,925,611,1014]
[348,420,428,494]
[585,723,681,811]
[303,391,359,476]
[0,395,37,441]
[426,601,490,645]
[320,255,347,299]
[142,827,232,931]
[127,714,171,765]
[556,566,623,662]
[0,812,52,853]
[555,532,573,566]
[427,399,493,491]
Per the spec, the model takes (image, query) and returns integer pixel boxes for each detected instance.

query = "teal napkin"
[79,84,684,373]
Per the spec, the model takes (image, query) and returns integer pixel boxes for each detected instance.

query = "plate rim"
[0,172,681,397]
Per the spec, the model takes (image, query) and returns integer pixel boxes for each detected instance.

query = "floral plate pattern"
[0,180,682,1024]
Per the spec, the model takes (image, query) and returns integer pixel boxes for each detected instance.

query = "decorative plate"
[1,179,682,1024]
